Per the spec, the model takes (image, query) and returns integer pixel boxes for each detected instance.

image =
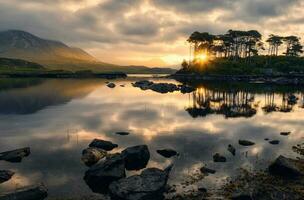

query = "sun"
[197,53,208,63]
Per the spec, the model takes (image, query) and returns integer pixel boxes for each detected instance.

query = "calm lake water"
[0,77,303,199]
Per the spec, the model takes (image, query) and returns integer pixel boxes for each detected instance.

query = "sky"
[0,0,304,67]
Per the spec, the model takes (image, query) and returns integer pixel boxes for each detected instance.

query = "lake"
[0,77,303,199]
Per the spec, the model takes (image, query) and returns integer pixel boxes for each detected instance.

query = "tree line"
[186,30,303,63]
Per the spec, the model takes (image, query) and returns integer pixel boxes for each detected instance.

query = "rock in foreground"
[109,165,172,200]
[269,155,304,178]
[0,170,14,184]
[81,147,107,167]
[84,153,126,194]
[0,147,31,163]
[89,139,118,151]
[156,149,178,158]
[122,145,150,170]
[0,185,48,200]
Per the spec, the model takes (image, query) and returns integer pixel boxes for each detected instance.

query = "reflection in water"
[0,78,303,199]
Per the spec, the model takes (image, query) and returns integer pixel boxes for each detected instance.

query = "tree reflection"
[186,86,302,118]
[186,88,256,118]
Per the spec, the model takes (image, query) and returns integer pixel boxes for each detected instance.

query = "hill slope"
[0,30,176,74]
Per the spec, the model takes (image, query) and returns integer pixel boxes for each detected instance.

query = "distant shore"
[0,70,128,79]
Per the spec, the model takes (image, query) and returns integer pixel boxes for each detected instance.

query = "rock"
[115,131,130,136]
[156,149,178,158]
[109,165,172,200]
[264,138,269,141]
[149,83,179,94]
[132,80,153,90]
[239,140,255,146]
[0,170,14,184]
[269,140,280,145]
[198,187,207,193]
[228,144,236,156]
[180,85,195,94]
[280,132,291,136]
[0,184,48,200]
[89,139,118,151]
[213,153,226,162]
[107,83,116,88]
[81,147,107,167]
[120,84,125,87]
[122,145,150,170]
[0,147,31,163]
[84,153,126,194]
[200,166,216,175]
[269,155,304,178]
[231,190,253,200]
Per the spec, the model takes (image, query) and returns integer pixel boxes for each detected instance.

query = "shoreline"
[170,73,304,85]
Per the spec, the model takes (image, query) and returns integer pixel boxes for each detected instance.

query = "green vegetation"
[179,29,304,75]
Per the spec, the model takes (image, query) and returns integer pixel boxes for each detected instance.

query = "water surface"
[0,78,303,198]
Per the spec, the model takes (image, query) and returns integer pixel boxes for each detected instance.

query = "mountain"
[0,30,176,74]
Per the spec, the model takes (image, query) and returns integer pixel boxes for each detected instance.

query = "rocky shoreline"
[171,73,304,85]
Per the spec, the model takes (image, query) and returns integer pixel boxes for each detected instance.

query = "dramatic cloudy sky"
[0,0,303,67]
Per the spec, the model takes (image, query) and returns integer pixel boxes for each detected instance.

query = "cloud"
[0,0,303,66]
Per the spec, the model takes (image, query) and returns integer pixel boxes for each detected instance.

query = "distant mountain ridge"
[0,30,176,74]
[0,30,98,64]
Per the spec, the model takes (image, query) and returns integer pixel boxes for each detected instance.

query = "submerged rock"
[84,153,126,194]
[238,140,255,146]
[228,144,236,156]
[268,155,304,178]
[122,145,150,170]
[269,140,280,145]
[0,147,31,163]
[156,149,178,158]
[107,83,116,88]
[109,165,173,200]
[81,147,107,167]
[0,184,48,200]
[115,131,130,136]
[280,132,291,136]
[200,166,216,175]
[213,153,226,162]
[89,139,118,151]
[0,170,14,184]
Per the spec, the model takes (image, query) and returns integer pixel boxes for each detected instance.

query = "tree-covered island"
[177,30,304,76]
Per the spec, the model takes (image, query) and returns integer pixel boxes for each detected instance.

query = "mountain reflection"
[0,79,104,115]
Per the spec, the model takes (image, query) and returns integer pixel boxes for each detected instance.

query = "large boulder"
[109,165,173,200]
[0,184,47,200]
[122,145,150,171]
[0,170,14,184]
[0,147,30,163]
[269,155,304,178]
[84,153,126,194]
[81,147,107,167]
[89,139,118,151]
